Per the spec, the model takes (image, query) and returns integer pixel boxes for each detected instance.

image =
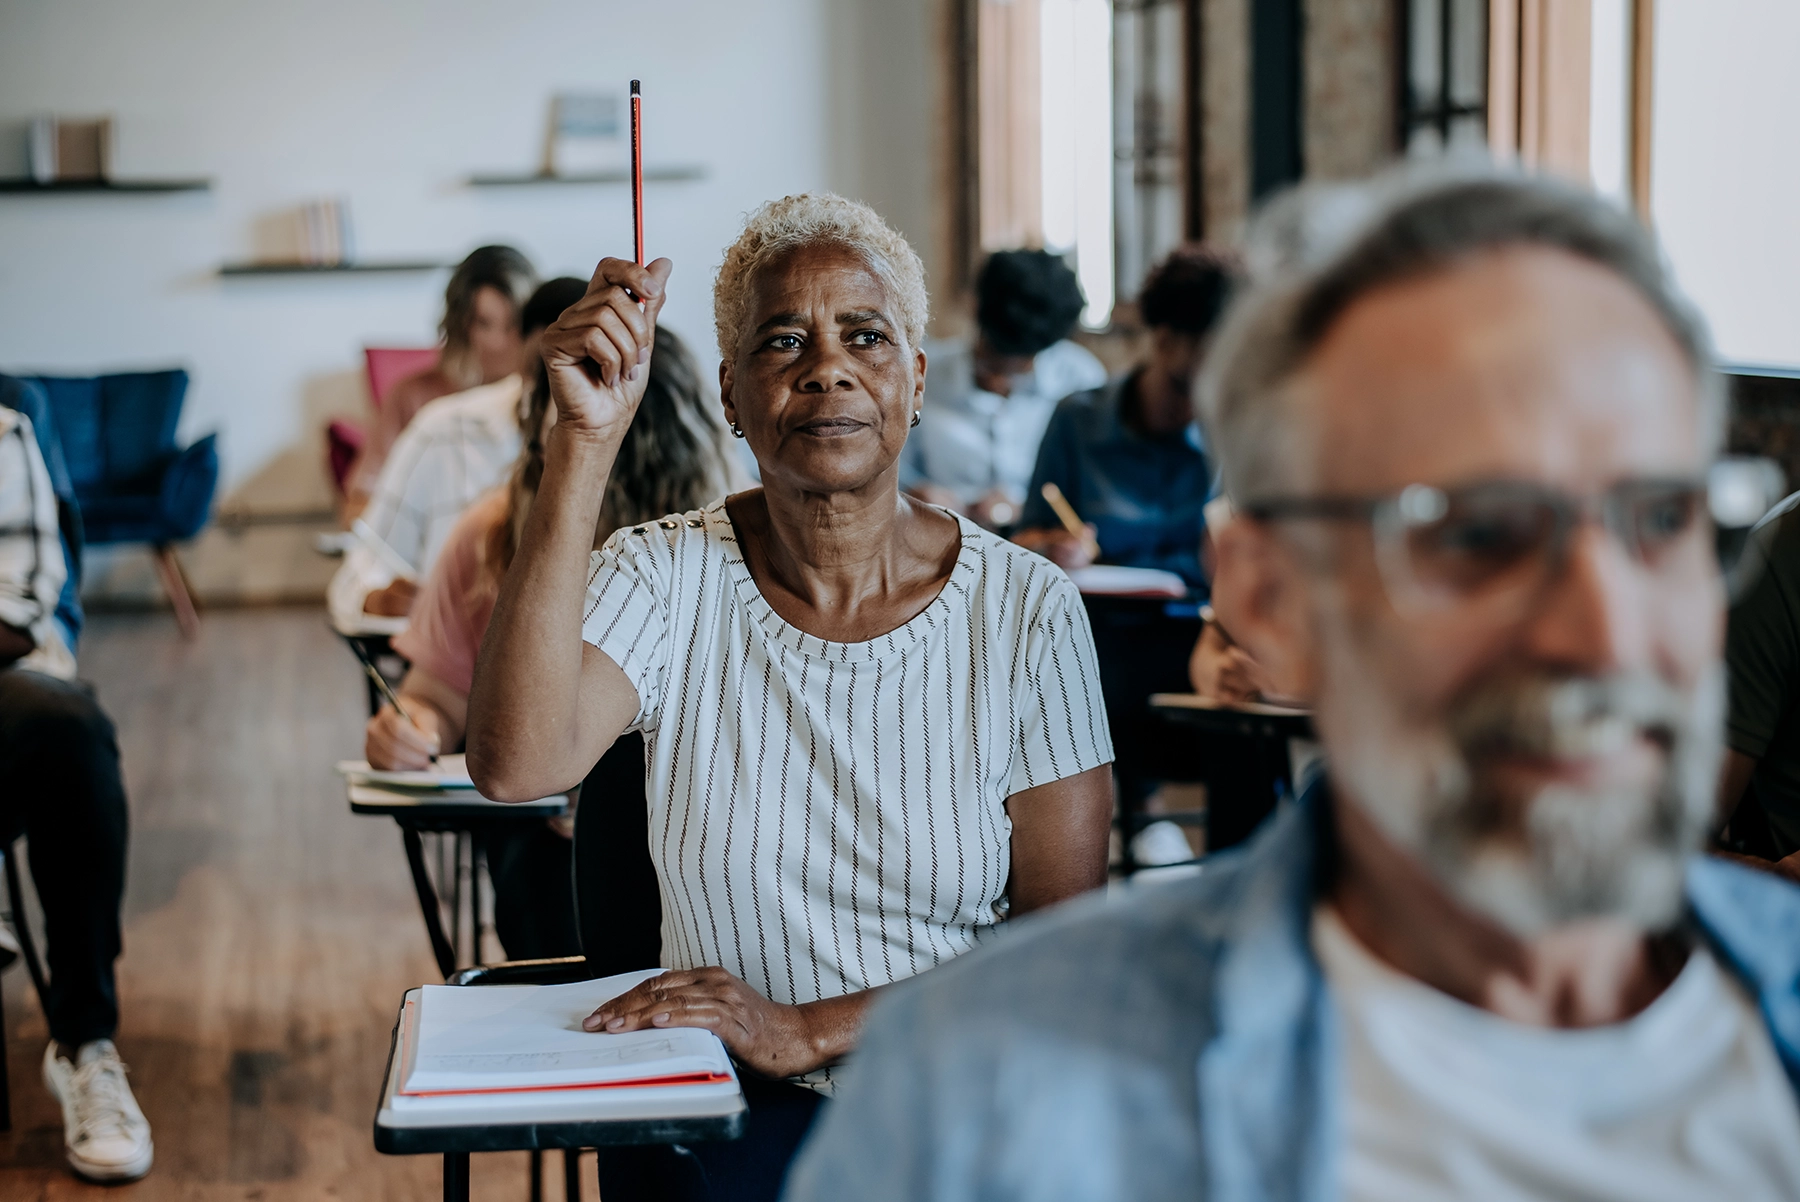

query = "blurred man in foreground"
[786,169,1800,1200]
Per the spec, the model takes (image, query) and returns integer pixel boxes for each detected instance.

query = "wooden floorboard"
[0,608,597,1200]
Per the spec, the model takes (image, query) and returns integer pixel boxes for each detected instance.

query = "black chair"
[447,733,665,1200]
[0,839,51,1132]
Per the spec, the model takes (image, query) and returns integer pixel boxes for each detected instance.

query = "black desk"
[375,988,746,1201]
[1123,694,1314,862]
[347,783,567,978]
[1077,594,1204,872]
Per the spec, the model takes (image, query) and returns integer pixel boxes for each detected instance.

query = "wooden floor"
[0,608,597,1201]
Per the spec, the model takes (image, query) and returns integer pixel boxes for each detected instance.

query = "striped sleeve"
[1009,575,1114,794]
[579,529,672,732]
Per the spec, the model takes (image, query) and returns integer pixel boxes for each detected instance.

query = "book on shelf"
[29,116,112,183]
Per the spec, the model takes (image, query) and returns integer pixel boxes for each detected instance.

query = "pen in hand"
[347,640,436,763]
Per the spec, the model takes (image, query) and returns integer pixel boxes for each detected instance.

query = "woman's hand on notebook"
[582,966,848,1079]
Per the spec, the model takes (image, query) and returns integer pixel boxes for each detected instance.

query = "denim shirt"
[1016,374,1215,591]
[785,781,1800,1202]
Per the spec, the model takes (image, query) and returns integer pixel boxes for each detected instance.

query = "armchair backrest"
[27,369,189,493]
[364,347,440,413]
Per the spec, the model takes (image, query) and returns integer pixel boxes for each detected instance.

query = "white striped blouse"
[579,501,1112,1034]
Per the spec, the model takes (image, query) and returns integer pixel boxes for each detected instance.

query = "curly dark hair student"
[1137,244,1236,335]
[975,249,1086,356]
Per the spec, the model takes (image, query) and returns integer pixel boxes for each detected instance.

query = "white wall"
[1651,0,1800,369]
[0,0,863,502]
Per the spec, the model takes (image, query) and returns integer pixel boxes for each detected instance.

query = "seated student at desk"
[1012,247,1233,591]
[900,249,1105,528]
[345,245,538,517]
[1716,489,1800,884]
[328,276,576,626]
[0,381,152,1183]
[364,321,739,958]
[467,194,1115,1201]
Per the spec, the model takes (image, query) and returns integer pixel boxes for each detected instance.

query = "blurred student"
[345,244,538,514]
[364,322,737,958]
[901,249,1105,527]
[328,276,575,626]
[788,170,1800,1200]
[0,377,151,1183]
[1717,490,1800,883]
[1013,246,1232,588]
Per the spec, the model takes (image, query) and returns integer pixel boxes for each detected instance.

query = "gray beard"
[1321,632,1724,937]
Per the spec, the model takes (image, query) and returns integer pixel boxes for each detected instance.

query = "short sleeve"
[1727,527,1800,759]
[1009,576,1114,795]
[580,529,672,732]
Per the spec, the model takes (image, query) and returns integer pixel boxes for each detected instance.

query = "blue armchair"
[24,369,218,638]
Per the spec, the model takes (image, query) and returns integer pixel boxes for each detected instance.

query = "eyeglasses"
[1241,459,1783,619]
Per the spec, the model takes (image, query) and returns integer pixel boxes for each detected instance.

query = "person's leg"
[0,668,149,1182]
[0,669,128,1047]
[595,1076,825,1202]
[482,822,580,961]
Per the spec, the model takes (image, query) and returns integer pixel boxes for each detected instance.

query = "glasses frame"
[1241,476,1716,618]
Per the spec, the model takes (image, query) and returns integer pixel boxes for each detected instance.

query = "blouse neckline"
[704,499,982,664]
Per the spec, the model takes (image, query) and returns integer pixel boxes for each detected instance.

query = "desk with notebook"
[377,969,746,1201]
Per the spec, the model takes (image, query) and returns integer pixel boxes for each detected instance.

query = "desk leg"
[529,1148,544,1202]
[564,1148,583,1198]
[442,1151,470,1202]
[400,824,457,978]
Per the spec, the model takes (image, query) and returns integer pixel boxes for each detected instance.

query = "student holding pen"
[466,194,1115,1200]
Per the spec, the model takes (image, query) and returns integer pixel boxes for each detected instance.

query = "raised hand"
[540,256,673,439]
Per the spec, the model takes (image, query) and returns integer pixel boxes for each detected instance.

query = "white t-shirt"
[327,375,521,631]
[580,502,1113,1041]
[1314,905,1800,1202]
[901,338,1107,507]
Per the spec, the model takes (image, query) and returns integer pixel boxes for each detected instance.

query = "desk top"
[347,782,567,819]
[374,989,746,1154]
[1150,693,1311,719]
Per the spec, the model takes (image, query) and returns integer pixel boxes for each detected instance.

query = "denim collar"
[1194,775,1800,1201]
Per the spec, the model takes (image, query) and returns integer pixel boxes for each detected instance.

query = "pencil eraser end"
[630,79,641,95]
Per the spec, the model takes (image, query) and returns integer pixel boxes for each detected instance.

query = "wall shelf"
[218,261,443,277]
[466,166,707,187]
[0,177,212,194]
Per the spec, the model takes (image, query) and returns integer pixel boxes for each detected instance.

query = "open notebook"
[393,970,737,1113]
[340,753,476,790]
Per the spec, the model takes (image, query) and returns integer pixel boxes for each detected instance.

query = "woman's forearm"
[466,425,622,799]
[795,988,879,1071]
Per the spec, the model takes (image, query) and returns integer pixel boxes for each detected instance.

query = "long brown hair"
[484,324,733,583]
[439,245,537,387]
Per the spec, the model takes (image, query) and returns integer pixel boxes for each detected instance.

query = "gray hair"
[1197,163,1722,502]
[713,193,929,360]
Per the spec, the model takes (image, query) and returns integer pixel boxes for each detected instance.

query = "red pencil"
[629,79,645,267]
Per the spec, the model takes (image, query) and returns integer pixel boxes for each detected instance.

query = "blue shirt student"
[1017,372,1215,590]
[784,779,1800,1201]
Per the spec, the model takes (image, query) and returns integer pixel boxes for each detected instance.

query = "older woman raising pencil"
[467,195,1113,1200]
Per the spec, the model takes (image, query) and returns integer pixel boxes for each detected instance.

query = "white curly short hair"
[713,193,929,360]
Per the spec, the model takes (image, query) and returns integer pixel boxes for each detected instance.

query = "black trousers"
[595,1074,824,1202]
[0,669,128,1047]
[481,821,580,962]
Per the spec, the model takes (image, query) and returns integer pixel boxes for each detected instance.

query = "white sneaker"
[42,1040,154,1182]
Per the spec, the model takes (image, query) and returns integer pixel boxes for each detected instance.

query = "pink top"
[392,489,504,695]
